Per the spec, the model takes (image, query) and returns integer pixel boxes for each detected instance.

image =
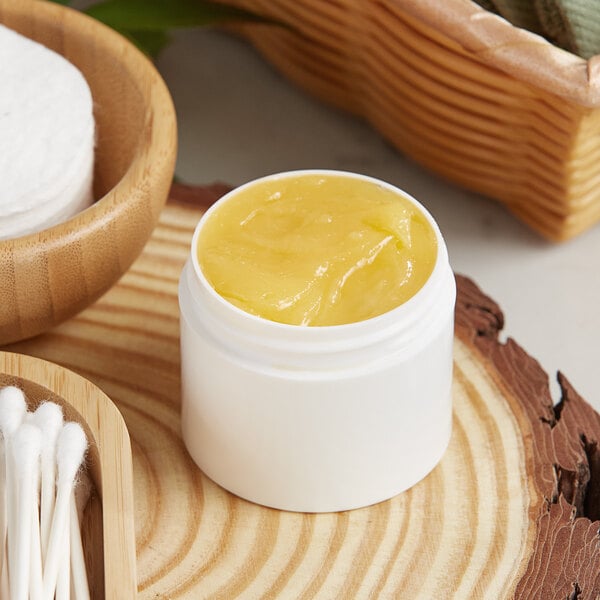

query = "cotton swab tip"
[30,401,64,452]
[0,386,27,438]
[11,423,42,474]
[56,422,87,485]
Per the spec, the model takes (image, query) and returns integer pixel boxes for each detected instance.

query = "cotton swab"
[70,491,90,600]
[28,404,64,600]
[42,422,87,600]
[0,387,27,435]
[56,533,70,600]
[0,562,8,599]
[10,423,42,600]
[29,401,64,564]
[29,458,43,600]
[0,386,27,591]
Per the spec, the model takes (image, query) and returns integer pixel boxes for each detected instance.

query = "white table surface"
[157,29,600,410]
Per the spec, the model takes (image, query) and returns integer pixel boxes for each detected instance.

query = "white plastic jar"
[179,170,455,512]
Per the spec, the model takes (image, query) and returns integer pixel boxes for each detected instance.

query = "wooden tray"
[3,184,599,598]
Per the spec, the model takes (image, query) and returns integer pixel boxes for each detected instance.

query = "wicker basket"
[229,0,600,241]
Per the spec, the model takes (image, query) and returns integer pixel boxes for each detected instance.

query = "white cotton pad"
[0,24,95,240]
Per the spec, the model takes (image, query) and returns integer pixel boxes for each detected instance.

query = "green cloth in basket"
[474,0,600,59]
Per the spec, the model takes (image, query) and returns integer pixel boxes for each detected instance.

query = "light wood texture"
[0,0,177,346]
[222,0,600,241]
[4,185,600,598]
[0,351,137,599]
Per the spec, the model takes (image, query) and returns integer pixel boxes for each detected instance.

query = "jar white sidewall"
[179,261,455,512]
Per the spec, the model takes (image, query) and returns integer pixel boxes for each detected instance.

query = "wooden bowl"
[0,0,177,344]
[229,0,600,241]
[0,350,136,599]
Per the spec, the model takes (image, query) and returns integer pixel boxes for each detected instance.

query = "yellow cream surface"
[197,174,438,326]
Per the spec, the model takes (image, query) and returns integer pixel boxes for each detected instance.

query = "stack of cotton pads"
[0,24,95,241]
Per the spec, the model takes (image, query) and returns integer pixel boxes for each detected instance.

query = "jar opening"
[192,170,442,330]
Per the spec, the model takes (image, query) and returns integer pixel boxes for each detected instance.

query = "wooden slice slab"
[3,184,599,598]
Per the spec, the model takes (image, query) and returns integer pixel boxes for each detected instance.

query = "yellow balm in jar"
[197,174,437,326]
[179,170,455,512]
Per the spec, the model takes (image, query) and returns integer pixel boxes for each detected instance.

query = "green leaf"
[48,0,73,4]
[121,29,172,58]
[85,0,266,31]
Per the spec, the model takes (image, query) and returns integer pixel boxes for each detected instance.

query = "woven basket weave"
[228,0,600,241]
